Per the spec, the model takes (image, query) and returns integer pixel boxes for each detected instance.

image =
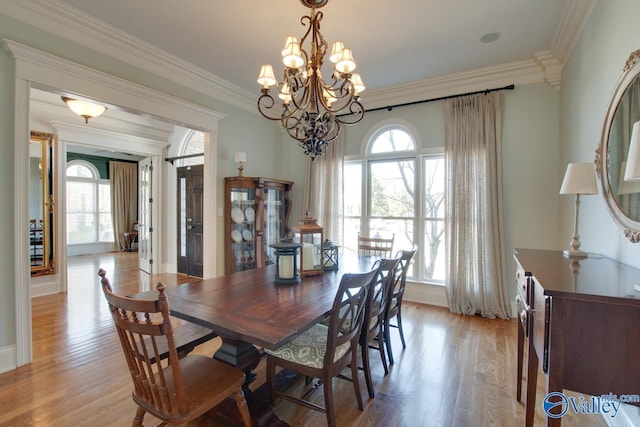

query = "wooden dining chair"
[357,233,394,257]
[98,270,251,427]
[384,246,418,365]
[99,270,218,362]
[266,268,377,427]
[360,256,401,398]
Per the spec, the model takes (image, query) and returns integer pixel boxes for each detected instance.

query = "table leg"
[517,320,524,402]
[210,337,289,427]
[525,337,538,427]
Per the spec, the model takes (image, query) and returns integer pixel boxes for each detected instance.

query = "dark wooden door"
[177,165,203,277]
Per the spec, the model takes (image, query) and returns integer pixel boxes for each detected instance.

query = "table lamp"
[560,162,598,259]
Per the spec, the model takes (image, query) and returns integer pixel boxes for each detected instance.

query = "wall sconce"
[269,241,302,285]
[235,152,246,176]
[61,96,107,123]
[559,162,598,258]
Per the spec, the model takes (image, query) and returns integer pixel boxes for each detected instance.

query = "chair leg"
[384,319,394,365]
[350,352,365,411]
[266,356,277,404]
[233,389,252,427]
[376,329,389,375]
[323,377,337,427]
[397,308,406,349]
[131,406,145,427]
[361,340,375,399]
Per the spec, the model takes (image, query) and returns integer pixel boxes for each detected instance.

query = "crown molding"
[31,98,172,143]
[364,58,545,110]
[0,0,256,113]
[51,120,167,156]
[0,0,596,114]
[4,39,224,131]
[550,0,598,65]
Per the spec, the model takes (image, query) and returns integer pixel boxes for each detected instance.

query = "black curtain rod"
[164,152,204,165]
[361,83,515,114]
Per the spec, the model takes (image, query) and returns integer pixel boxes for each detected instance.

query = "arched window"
[66,160,113,244]
[176,130,204,167]
[344,122,445,283]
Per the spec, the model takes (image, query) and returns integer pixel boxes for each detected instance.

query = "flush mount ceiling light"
[61,96,107,123]
[257,0,365,160]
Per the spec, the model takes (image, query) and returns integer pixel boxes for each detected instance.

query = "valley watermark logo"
[543,392,640,419]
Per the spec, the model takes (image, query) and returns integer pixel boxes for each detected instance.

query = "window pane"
[343,217,361,254]
[370,129,415,154]
[67,182,95,213]
[67,213,96,244]
[98,183,111,213]
[423,156,445,283]
[370,218,413,277]
[424,219,445,282]
[369,160,414,218]
[67,164,94,178]
[99,213,114,242]
[344,162,361,216]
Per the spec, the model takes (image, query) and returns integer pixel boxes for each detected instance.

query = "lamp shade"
[559,162,598,195]
[624,121,640,181]
[62,96,106,123]
[618,161,640,194]
[234,152,246,163]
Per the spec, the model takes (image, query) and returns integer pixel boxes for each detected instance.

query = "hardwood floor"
[0,252,607,426]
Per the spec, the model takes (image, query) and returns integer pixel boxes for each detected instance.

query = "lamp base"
[563,249,588,259]
[274,277,301,285]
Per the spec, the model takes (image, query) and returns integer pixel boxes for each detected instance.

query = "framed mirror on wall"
[29,131,56,276]
[596,49,640,242]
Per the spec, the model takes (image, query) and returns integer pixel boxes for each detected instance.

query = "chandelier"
[257,0,365,160]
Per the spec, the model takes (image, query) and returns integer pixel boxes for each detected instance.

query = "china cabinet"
[224,176,293,274]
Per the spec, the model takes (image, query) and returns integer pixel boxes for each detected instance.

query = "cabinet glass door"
[229,187,256,273]
[264,188,285,265]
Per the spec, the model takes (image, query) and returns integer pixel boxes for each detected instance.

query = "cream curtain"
[303,135,344,245]
[444,92,511,319]
[109,161,138,250]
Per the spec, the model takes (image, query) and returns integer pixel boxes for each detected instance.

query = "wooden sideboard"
[514,248,640,426]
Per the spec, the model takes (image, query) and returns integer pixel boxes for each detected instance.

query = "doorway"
[177,164,204,277]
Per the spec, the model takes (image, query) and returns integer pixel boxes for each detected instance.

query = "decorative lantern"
[322,239,339,271]
[292,211,324,276]
[269,241,303,285]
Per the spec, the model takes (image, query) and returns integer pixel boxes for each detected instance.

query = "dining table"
[162,253,378,427]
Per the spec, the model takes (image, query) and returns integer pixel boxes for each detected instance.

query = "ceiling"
[48,0,579,97]
[4,0,596,159]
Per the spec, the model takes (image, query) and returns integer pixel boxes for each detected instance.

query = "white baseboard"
[31,282,58,297]
[0,345,17,374]
[404,281,448,307]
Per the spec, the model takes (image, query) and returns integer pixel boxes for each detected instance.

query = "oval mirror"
[596,49,640,242]
[30,131,56,275]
